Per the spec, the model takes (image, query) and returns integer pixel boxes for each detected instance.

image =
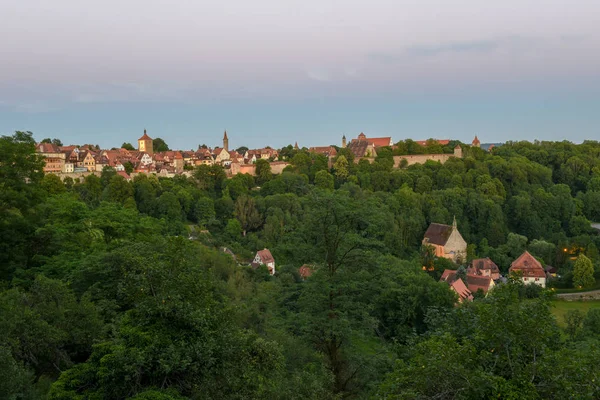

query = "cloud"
[406,39,500,57]
[306,67,331,82]
[367,36,543,64]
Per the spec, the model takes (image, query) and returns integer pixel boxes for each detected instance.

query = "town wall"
[393,154,453,167]
[56,171,100,181]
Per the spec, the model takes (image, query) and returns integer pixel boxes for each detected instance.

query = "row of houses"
[36,130,280,177]
[439,251,547,302]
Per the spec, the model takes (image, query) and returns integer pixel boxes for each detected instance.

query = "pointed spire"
[452,215,457,230]
[294,141,299,150]
[223,130,228,140]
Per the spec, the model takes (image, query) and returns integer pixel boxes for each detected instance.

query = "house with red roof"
[440,270,474,303]
[441,269,495,298]
[468,258,501,280]
[253,248,275,275]
[509,251,546,287]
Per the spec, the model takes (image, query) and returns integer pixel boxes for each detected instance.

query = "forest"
[2,131,600,399]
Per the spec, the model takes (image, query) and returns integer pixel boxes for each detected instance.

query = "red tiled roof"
[472,136,480,146]
[440,269,492,295]
[450,278,473,301]
[257,248,275,264]
[117,171,131,180]
[309,146,338,157]
[466,275,492,294]
[509,251,545,278]
[36,143,61,153]
[423,223,453,246]
[138,129,152,141]
[368,137,392,147]
[470,258,499,273]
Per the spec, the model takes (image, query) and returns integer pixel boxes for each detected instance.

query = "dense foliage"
[2,131,600,399]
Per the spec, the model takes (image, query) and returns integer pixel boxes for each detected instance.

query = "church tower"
[223,130,229,152]
[138,129,153,155]
[342,135,347,148]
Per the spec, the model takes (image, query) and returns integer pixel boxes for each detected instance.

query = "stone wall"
[229,161,290,177]
[393,154,454,167]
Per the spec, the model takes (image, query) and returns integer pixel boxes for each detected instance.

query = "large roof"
[423,223,453,246]
[309,146,338,157]
[36,143,61,153]
[347,140,371,158]
[368,137,392,147]
[510,251,545,278]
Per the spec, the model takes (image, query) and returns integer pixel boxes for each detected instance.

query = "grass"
[551,299,600,327]
[554,281,600,294]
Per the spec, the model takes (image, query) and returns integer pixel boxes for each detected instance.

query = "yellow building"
[138,129,154,155]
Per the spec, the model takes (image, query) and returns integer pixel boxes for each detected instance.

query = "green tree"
[153,137,170,152]
[102,175,134,205]
[41,174,66,195]
[573,254,595,288]
[333,155,349,182]
[255,159,272,185]
[121,142,135,150]
[314,170,334,190]
[234,195,262,236]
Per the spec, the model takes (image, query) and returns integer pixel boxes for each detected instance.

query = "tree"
[564,309,584,341]
[236,146,249,154]
[41,174,66,195]
[314,170,334,190]
[234,195,262,236]
[102,175,134,205]
[153,137,170,152]
[121,142,135,151]
[573,254,595,288]
[255,159,272,185]
[123,161,134,174]
[333,155,349,182]
[0,131,45,279]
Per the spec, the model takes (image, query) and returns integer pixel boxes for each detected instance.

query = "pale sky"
[1,0,599,149]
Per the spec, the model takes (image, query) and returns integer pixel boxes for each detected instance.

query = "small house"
[509,251,546,288]
[253,248,275,275]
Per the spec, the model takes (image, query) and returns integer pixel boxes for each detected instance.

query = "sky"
[1,0,599,149]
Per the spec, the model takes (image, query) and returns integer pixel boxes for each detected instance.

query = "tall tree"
[573,254,595,288]
[234,195,261,236]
